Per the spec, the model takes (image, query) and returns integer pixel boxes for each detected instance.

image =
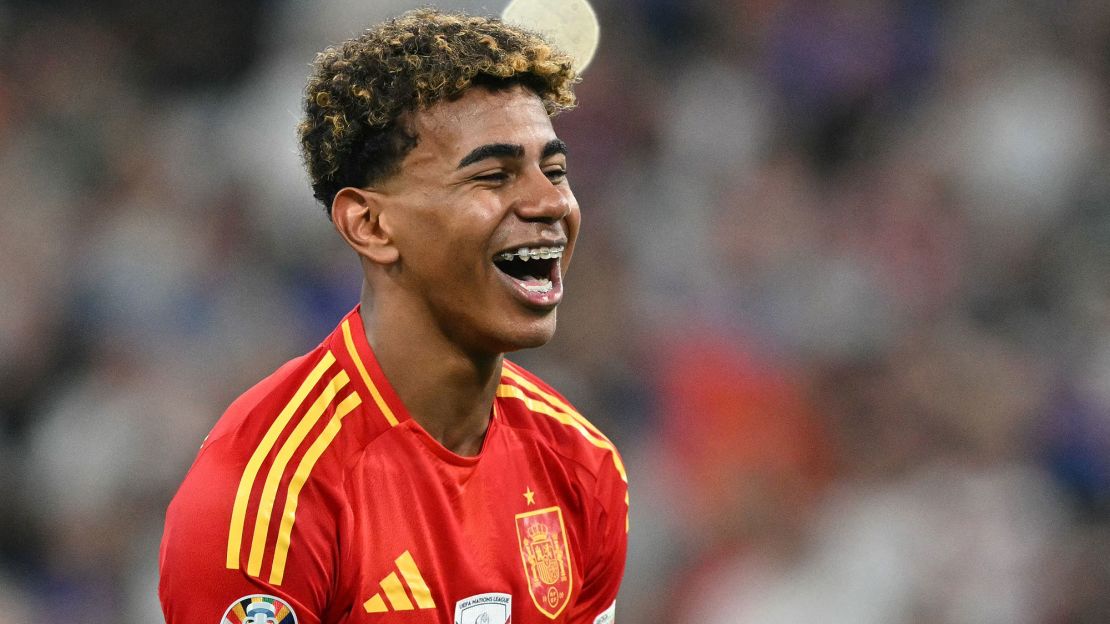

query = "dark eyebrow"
[455,139,568,169]
[542,139,568,159]
[457,143,525,169]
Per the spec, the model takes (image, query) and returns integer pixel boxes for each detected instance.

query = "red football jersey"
[160,307,628,624]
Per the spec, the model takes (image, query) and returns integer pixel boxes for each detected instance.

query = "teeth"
[524,279,553,293]
[495,245,565,263]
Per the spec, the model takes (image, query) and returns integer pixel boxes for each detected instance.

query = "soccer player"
[159,8,627,624]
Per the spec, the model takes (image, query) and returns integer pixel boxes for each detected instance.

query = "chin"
[489,314,559,353]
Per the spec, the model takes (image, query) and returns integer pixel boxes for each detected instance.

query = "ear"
[331,187,400,265]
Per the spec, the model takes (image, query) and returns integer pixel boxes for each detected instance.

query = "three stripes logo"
[363,551,437,614]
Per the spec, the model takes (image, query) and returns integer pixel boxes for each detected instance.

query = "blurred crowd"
[1,0,1108,622]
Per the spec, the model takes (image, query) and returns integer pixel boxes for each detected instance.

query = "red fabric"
[160,307,627,623]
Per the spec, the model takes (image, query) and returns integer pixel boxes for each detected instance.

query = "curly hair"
[298,8,580,214]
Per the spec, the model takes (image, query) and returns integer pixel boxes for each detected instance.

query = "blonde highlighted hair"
[299,8,579,213]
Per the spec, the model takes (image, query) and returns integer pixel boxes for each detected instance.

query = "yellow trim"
[496,384,627,483]
[502,364,609,441]
[395,550,436,609]
[380,571,415,611]
[246,370,350,576]
[226,352,336,569]
[231,604,248,620]
[342,319,399,427]
[363,594,387,613]
[268,391,362,584]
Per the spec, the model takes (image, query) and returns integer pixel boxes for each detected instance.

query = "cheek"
[397,209,482,269]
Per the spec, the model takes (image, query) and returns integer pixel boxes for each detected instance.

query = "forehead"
[407,85,556,164]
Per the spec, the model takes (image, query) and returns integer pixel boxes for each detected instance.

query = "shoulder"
[162,317,395,604]
[203,348,332,452]
[199,325,394,476]
[496,359,628,490]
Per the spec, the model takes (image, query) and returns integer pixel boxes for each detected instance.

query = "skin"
[330,85,581,456]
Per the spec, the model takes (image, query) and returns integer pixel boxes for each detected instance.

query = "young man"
[159,8,627,624]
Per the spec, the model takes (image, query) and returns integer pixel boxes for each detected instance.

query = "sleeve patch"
[593,600,616,624]
[222,594,298,624]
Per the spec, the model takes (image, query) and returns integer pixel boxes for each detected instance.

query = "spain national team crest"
[221,594,298,624]
[515,506,573,619]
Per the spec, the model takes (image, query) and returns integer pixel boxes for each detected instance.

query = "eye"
[544,167,567,183]
[472,171,510,184]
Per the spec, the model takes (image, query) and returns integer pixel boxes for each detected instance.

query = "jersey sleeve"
[159,433,340,624]
[568,448,628,624]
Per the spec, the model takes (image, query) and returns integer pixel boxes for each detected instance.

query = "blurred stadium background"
[1,0,1109,621]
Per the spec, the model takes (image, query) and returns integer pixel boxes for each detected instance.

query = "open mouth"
[492,245,565,295]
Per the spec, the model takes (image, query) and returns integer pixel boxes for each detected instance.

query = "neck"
[359,288,502,457]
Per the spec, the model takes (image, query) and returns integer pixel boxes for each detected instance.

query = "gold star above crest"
[523,487,536,505]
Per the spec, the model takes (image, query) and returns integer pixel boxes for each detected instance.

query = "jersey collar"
[330,305,411,428]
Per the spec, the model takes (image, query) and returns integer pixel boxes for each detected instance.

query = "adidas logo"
[363,551,437,613]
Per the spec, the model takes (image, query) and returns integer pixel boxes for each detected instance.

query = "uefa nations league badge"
[454,592,511,624]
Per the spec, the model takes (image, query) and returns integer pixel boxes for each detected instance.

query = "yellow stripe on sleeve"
[496,384,627,483]
[268,390,362,585]
[246,370,350,576]
[226,351,336,569]
[342,319,399,427]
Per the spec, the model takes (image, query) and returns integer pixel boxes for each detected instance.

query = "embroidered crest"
[515,506,573,619]
[454,592,511,624]
[221,594,297,624]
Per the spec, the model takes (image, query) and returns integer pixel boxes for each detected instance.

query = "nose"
[514,167,572,223]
